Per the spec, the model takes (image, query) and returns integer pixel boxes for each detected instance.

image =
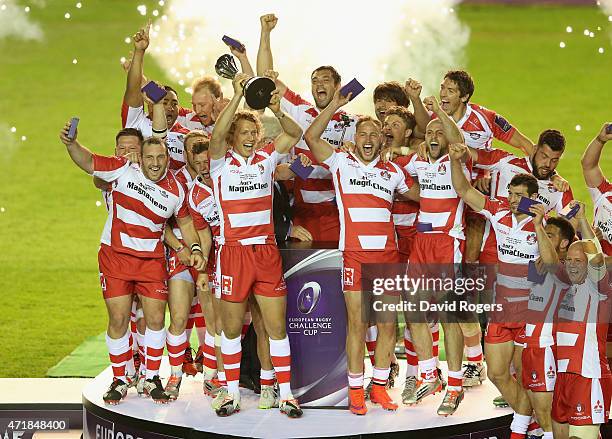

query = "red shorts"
[217,244,287,303]
[396,227,416,264]
[410,233,465,265]
[166,245,199,283]
[98,244,168,300]
[522,345,557,392]
[293,206,340,242]
[485,322,525,345]
[343,250,400,293]
[552,372,612,425]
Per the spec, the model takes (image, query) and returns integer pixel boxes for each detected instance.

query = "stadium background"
[0,0,610,378]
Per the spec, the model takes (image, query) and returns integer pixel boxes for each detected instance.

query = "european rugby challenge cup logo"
[297,282,322,315]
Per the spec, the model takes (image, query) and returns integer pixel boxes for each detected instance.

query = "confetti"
[64,12,71,19]
[10,126,16,133]
[120,56,126,63]
[137,4,147,15]
[158,0,164,5]
[72,58,78,64]
[124,37,131,44]
[25,6,30,12]
[1,5,7,11]
[589,32,594,38]
[152,9,159,16]
[0,207,5,213]
[583,29,590,36]
[559,42,566,48]
[76,2,82,8]
[566,26,572,33]
[599,47,605,54]
[575,125,582,131]
[95,201,102,207]
[21,135,26,141]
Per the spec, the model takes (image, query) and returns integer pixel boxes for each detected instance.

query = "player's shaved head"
[565,241,589,284]
[425,119,448,160]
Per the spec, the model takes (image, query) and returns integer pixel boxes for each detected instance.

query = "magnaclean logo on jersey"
[228,180,269,193]
[419,179,451,191]
[127,181,168,211]
[348,177,392,195]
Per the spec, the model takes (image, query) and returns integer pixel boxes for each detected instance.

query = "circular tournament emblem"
[297,282,321,315]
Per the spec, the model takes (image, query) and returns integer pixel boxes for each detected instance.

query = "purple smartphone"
[517,197,541,217]
[222,35,245,53]
[606,123,612,134]
[339,78,365,101]
[289,159,314,180]
[562,203,580,220]
[68,117,79,140]
[141,81,167,104]
[416,222,433,232]
[527,260,546,284]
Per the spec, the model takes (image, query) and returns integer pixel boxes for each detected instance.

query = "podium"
[279,242,348,408]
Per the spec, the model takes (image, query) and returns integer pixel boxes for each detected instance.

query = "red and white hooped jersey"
[455,103,516,151]
[281,88,356,212]
[92,154,189,258]
[589,178,612,256]
[323,151,412,252]
[188,178,220,274]
[210,143,281,246]
[392,154,419,235]
[168,166,196,240]
[479,198,541,305]
[176,106,215,135]
[525,271,567,348]
[404,154,472,239]
[122,102,190,170]
[555,270,611,378]
[476,149,574,213]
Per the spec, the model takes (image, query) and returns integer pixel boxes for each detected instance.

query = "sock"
[403,327,419,377]
[221,332,242,397]
[202,331,217,380]
[218,371,227,388]
[144,327,166,380]
[431,323,440,365]
[419,357,438,382]
[509,413,531,438]
[260,369,275,387]
[185,296,198,342]
[447,369,463,392]
[365,325,377,366]
[372,367,390,387]
[465,334,483,363]
[166,330,188,376]
[106,330,132,380]
[241,311,252,340]
[192,300,207,346]
[136,330,146,373]
[125,334,136,377]
[269,336,292,400]
[348,372,364,388]
[542,433,553,439]
[527,417,543,435]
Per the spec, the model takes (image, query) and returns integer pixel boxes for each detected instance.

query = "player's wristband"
[190,243,202,254]
[152,127,168,139]
[175,245,185,253]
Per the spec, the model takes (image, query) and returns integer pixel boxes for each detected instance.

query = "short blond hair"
[226,110,263,146]
[183,130,209,147]
[191,76,222,97]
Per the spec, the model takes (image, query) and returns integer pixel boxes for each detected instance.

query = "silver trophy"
[215,54,276,110]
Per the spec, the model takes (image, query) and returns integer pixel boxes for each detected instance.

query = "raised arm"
[449,143,485,212]
[304,88,347,163]
[405,79,429,138]
[59,120,94,174]
[209,73,249,160]
[225,39,255,77]
[581,123,611,188]
[151,99,167,138]
[256,14,287,96]
[531,204,560,267]
[124,23,150,108]
[508,129,534,156]
[423,96,464,144]
[267,87,302,154]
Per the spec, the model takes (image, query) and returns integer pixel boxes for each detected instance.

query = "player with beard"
[123,24,190,170]
[551,228,610,439]
[208,72,303,417]
[305,89,420,415]
[177,40,254,133]
[257,14,355,242]
[450,145,561,438]
[59,124,207,405]
[401,99,482,417]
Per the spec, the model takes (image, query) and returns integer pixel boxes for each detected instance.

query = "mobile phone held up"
[68,117,79,140]
[141,81,168,104]
[339,78,365,101]
[222,35,245,53]
[289,159,314,180]
[517,197,541,217]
